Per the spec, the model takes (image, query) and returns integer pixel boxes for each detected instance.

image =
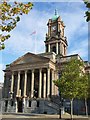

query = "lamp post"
[58,55,62,119]
[59,88,62,119]
[9,91,13,106]
[33,89,38,98]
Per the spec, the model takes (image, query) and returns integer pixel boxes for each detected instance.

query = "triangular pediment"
[10,52,49,66]
[47,36,59,41]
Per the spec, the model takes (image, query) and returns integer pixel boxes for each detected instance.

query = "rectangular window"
[37,101,39,107]
[29,100,31,107]
[46,45,48,52]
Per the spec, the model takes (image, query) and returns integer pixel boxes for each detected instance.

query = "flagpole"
[30,31,36,54]
[34,32,36,54]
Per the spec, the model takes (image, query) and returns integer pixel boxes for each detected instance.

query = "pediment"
[10,52,49,66]
[47,36,58,41]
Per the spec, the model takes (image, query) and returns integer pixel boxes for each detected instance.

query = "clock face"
[52,26,56,31]
[51,25,57,36]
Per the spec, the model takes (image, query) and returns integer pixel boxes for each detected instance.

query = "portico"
[10,67,56,99]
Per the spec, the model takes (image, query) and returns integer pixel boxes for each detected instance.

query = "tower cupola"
[52,9,59,21]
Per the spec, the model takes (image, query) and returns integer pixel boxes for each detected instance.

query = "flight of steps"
[24,97,61,114]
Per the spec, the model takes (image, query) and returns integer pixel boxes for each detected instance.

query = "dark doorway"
[34,69,39,98]
[5,100,8,112]
[17,98,23,112]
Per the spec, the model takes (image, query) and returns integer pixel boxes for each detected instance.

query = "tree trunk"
[85,98,88,118]
[70,98,73,120]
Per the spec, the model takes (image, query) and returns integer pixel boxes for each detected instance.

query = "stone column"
[48,24,51,37]
[11,72,14,93]
[56,42,58,54]
[43,73,46,98]
[52,70,55,95]
[62,43,64,55]
[17,71,20,96]
[39,69,42,98]
[60,42,62,55]
[65,46,67,55]
[54,71,58,95]
[24,70,27,97]
[48,44,50,52]
[63,28,64,36]
[47,68,50,97]
[31,69,34,98]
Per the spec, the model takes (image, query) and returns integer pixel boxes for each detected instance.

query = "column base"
[16,95,19,97]
[24,95,27,98]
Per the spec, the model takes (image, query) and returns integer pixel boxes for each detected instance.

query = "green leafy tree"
[77,74,88,117]
[88,73,90,98]
[84,0,90,22]
[0,1,33,50]
[54,58,88,120]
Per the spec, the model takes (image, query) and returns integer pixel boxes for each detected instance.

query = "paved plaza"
[0,113,90,120]
[1,118,90,120]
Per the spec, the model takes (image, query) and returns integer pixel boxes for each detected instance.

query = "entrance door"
[18,98,23,112]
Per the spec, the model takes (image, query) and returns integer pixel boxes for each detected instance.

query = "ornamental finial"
[55,9,58,16]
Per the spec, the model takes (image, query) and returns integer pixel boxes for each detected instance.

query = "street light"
[9,91,14,106]
[59,88,62,119]
[58,55,62,119]
[59,88,65,119]
[33,89,38,98]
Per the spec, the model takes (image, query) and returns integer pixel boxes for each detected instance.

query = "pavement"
[0,112,90,120]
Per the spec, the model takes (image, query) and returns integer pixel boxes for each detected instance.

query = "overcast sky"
[0,1,88,82]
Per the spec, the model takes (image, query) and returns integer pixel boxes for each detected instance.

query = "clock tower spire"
[45,10,68,56]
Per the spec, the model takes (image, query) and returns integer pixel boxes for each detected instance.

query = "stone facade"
[2,11,90,114]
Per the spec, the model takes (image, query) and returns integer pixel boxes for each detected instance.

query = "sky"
[0,1,88,82]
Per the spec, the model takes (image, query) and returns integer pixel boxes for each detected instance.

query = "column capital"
[25,70,28,73]
[18,71,21,74]
[47,67,50,70]
[39,68,42,71]
[51,69,54,72]
[31,69,34,73]
[12,71,14,75]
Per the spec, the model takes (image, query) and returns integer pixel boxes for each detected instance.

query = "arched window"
[52,46,56,53]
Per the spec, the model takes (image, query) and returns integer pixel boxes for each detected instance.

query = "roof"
[10,52,50,66]
[52,15,59,21]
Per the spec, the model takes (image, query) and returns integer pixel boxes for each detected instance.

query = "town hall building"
[2,11,90,114]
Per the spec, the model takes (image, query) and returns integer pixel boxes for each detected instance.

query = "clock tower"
[45,10,68,56]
